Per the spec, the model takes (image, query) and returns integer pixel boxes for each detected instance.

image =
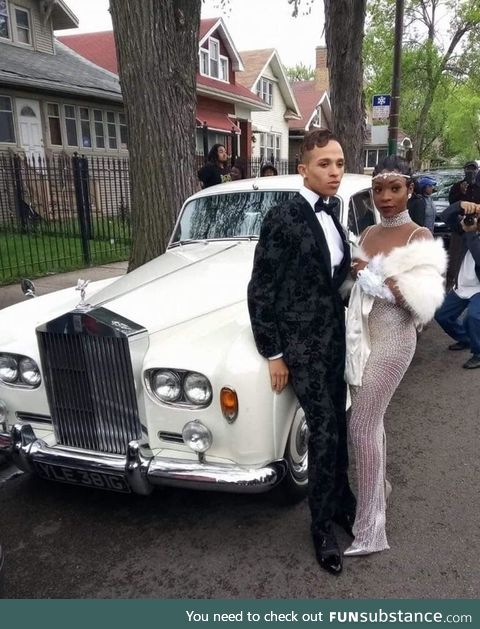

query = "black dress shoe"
[462,354,480,369]
[333,512,355,538]
[312,527,343,575]
[448,341,470,351]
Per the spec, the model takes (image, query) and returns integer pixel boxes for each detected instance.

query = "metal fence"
[0,153,131,285]
[0,152,299,285]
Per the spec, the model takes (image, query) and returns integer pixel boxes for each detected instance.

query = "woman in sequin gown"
[345,157,433,556]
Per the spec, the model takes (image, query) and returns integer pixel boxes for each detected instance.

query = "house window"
[364,148,388,169]
[209,38,219,77]
[260,132,281,162]
[200,49,208,75]
[0,0,9,39]
[47,103,62,145]
[220,57,228,81]
[119,112,128,149]
[0,95,15,143]
[79,107,92,148]
[106,111,117,149]
[13,5,30,45]
[310,107,321,128]
[199,37,229,81]
[64,105,78,146]
[93,109,105,148]
[257,78,273,106]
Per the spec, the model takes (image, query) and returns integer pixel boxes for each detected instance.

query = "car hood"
[89,241,256,333]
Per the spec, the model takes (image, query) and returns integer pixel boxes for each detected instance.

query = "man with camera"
[448,161,480,205]
[435,200,480,369]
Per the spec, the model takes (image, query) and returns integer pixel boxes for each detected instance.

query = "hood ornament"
[21,278,36,299]
[75,279,91,311]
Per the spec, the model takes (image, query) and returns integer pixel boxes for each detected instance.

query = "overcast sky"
[59,0,326,68]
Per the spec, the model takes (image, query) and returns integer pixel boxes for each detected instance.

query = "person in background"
[230,158,247,181]
[435,200,480,369]
[407,178,426,227]
[418,176,437,233]
[197,144,231,189]
[260,163,278,177]
[448,161,480,204]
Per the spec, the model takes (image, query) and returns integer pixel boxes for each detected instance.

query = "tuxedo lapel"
[330,211,351,286]
[297,195,333,282]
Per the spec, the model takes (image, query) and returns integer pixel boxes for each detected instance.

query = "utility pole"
[388,0,405,155]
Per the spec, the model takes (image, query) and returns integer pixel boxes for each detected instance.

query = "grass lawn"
[0,219,130,285]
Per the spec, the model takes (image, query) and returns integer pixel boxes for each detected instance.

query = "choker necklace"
[380,210,411,228]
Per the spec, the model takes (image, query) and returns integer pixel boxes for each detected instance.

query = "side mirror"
[21,278,36,299]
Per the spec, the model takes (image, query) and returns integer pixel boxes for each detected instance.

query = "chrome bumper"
[0,424,286,495]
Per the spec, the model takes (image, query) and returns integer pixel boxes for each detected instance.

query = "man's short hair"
[464,161,478,171]
[299,128,341,163]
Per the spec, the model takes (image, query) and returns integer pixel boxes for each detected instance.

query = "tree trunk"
[324,0,367,173]
[110,0,200,271]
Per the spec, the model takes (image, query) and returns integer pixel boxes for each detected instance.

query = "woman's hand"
[268,358,289,393]
[351,258,368,279]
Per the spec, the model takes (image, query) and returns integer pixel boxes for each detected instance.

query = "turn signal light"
[220,387,238,423]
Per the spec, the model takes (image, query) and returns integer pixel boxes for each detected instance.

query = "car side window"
[348,190,375,236]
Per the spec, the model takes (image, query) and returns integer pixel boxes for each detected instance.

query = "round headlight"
[152,370,182,403]
[183,372,212,406]
[182,420,212,453]
[0,355,18,384]
[19,358,41,387]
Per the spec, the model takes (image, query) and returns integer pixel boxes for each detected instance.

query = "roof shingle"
[0,40,121,102]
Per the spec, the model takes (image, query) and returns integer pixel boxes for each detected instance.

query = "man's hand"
[459,201,480,215]
[268,358,289,393]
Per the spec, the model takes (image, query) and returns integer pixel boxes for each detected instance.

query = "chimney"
[315,45,329,93]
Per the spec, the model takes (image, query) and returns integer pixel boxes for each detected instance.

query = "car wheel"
[278,403,309,504]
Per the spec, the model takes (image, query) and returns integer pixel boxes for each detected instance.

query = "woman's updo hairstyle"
[372,155,412,184]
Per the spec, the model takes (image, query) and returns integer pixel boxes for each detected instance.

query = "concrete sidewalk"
[0,261,128,310]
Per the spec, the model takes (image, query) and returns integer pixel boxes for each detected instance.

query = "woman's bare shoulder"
[409,226,433,242]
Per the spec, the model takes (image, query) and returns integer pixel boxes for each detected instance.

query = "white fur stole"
[355,238,447,325]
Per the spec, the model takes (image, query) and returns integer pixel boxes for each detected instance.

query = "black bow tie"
[314,198,338,216]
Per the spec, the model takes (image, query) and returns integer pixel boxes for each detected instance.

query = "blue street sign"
[372,94,391,107]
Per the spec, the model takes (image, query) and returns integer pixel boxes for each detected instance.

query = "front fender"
[141,301,298,464]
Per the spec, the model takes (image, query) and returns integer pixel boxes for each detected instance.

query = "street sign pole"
[388,0,405,156]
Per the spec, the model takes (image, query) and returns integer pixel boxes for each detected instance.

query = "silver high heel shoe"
[385,479,392,502]
[343,546,372,557]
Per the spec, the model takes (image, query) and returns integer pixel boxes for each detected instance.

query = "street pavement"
[0,261,128,311]
[0,320,478,598]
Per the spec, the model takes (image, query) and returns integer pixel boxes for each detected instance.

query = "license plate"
[34,462,131,493]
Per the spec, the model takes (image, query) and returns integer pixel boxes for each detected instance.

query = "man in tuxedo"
[248,128,356,576]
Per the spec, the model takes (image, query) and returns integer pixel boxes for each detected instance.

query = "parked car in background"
[0,174,374,503]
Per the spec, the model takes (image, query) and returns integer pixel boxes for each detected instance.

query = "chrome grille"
[37,312,143,455]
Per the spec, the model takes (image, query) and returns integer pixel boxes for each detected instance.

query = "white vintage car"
[0,174,375,501]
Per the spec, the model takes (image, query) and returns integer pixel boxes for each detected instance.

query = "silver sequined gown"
[348,298,417,552]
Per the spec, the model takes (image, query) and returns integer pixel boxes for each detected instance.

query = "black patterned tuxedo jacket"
[248,193,351,361]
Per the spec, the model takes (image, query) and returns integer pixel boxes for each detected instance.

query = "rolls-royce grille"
[38,329,142,455]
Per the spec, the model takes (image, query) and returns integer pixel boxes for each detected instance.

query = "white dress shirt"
[455,251,480,299]
[268,186,346,361]
[299,185,345,274]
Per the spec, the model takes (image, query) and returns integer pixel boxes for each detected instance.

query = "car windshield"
[171,190,298,243]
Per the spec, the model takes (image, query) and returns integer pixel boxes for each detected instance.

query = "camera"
[463,215,477,226]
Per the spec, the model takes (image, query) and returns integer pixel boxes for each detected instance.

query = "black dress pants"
[281,315,356,532]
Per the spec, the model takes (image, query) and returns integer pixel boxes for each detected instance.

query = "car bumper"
[0,424,286,495]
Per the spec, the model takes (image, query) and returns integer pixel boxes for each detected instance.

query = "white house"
[236,48,300,167]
